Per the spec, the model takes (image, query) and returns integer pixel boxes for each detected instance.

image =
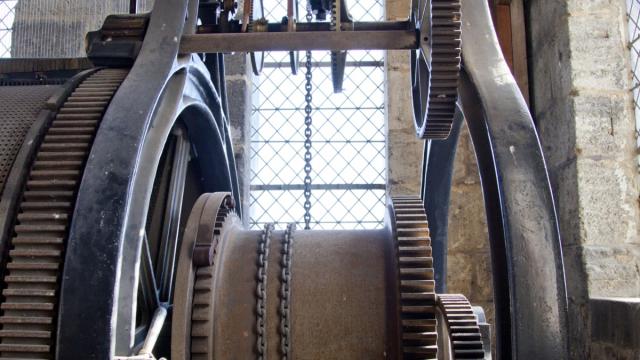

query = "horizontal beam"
[251,184,386,191]
[180,30,418,53]
[264,60,384,68]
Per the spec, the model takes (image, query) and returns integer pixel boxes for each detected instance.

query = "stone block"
[385,0,410,20]
[573,93,636,161]
[452,125,481,186]
[446,252,475,296]
[448,183,489,253]
[537,99,576,170]
[549,159,582,246]
[567,0,624,16]
[583,245,640,297]
[224,52,249,77]
[471,254,494,302]
[576,158,640,246]
[568,13,630,91]
[387,128,423,195]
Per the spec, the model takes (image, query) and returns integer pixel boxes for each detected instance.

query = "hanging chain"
[255,223,274,359]
[279,223,295,359]
[303,2,313,230]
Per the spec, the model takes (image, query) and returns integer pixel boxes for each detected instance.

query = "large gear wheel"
[410,0,462,139]
[391,195,438,359]
[437,294,486,360]
[172,193,238,360]
[0,68,127,359]
[243,0,266,76]
[330,0,351,93]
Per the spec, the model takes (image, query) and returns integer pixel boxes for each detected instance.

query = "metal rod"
[180,30,418,53]
[251,183,386,191]
[138,305,168,356]
[156,127,190,302]
[140,233,160,311]
[264,60,384,68]
[197,20,412,34]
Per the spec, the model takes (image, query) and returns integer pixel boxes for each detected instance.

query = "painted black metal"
[86,14,150,67]
[421,108,463,294]
[453,1,569,359]
[56,0,238,358]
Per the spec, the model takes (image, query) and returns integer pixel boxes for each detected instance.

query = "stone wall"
[527,0,640,358]
[446,125,493,334]
[12,0,130,58]
[224,53,253,221]
[385,0,423,196]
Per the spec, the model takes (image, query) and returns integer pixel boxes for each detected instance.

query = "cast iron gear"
[411,0,462,139]
[329,0,349,93]
[0,68,128,359]
[391,195,438,359]
[243,0,265,75]
[172,192,238,360]
[437,294,485,359]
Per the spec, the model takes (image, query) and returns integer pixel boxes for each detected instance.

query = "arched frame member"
[56,0,239,358]
[423,1,569,359]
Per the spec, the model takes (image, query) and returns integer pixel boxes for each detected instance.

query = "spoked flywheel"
[411,0,462,139]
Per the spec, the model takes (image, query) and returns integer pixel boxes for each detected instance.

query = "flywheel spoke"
[155,126,191,303]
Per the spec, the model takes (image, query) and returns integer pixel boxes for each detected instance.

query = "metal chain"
[303,1,313,230]
[279,223,296,359]
[256,223,274,359]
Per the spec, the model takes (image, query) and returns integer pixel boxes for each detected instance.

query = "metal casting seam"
[279,223,295,359]
[256,223,274,359]
[0,68,128,359]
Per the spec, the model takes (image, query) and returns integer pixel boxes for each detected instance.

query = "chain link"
[279,223,295,359]
[255,223,274,359]
[303,53,313,230]
[302,0,313,230]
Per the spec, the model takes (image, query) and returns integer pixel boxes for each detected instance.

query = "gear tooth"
[393,196,439,358]
[0,68,128,358]
[189,199,239,359]
[436,294,486,359]
[412,0,462,139]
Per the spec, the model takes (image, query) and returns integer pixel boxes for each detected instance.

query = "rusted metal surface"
[180,30,418,53]
[410,0,462,139]
[0,68,127,359]
[170,193,469,359]
[391,195,438,358]
[437,294,485,359]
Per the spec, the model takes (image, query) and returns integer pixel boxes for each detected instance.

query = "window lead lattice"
[626,0,640,163]
[249,0,386,230]
[0,1,17,58]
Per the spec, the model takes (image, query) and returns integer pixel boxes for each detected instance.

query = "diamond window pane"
[0,1,17,58]
[250,0,386,230]
[627,0,640,154]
